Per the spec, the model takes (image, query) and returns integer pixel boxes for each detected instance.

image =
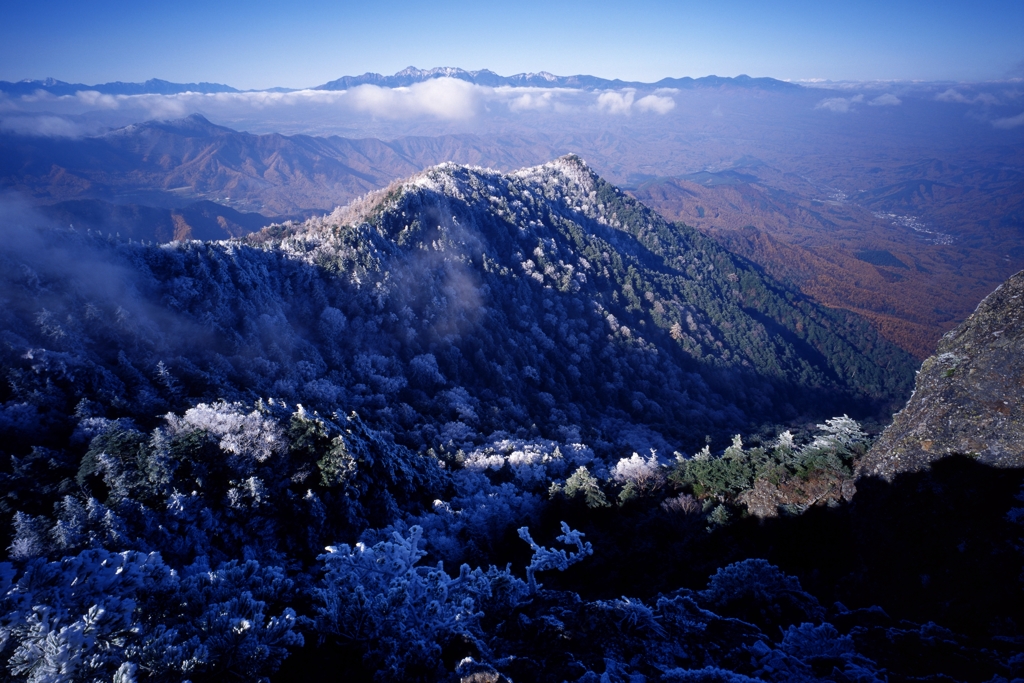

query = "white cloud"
[596,90,635,115]
[868,93,902,106]
[506,90,554,112]
[936,88,969,103]
[815,94,863,113]
[635,94,676,114]
[993,111,1024,129]
[179,80,485,120]
[128,93,191,119]
[0,80,682,138]
[0,114,91,137]
[75,90,120,109]
[935,88,1000,106]
[204,89,347,109]
[344,78,484,119]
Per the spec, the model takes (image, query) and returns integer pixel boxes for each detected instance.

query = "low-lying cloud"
[935,88,1000,105]
[0,79,678,138]
[992,111,1024,129]
[345,79,484,119]
[815,94,864,113]
[636,94,676,114]
[815,92,903,112]
[868,93,902,106]
[0,114,93,138]
[594,89,676,115]
[596,90,635,115]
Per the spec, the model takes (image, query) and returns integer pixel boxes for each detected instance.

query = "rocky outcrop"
[859,270,1024,479]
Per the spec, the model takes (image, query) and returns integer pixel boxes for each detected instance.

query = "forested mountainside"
[0,115,559,215]
[39,198,277,242]
[861,268,1024,479]
[6,104,1021,362]
[631,159,1024,360]
[3,158,1018,683]
[1,156,913,462]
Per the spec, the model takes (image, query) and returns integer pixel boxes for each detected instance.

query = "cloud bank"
[992,111,1024,129]
[814,92,900,112]
[0,79,678,138]
[935,88,1000,105]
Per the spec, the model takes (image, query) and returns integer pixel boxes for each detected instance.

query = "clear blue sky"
[2,0,1022,89]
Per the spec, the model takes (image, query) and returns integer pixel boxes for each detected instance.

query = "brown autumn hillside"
[631,161,1024,358]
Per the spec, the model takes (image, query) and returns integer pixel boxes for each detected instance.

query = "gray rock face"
[860,270,1024,479]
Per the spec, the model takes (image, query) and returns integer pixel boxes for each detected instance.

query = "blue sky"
[2,0,1022,89]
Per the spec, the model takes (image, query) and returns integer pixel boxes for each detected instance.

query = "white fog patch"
[202,88,347,108]
[868,93,901,106]
[0,114,91,137]
[128,93,191,119]
[993,111,1024,129]
[935,88,999,105]
[506,90,555,112]
[936,88,971,103]
[635,94,676,114]
[75,90,121,109]
[815,94,864,113]
[0,82,485,129]
[0,80,682,135]
[592,89,673,115]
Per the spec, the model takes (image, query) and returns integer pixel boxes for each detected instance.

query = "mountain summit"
[253,155,913,445]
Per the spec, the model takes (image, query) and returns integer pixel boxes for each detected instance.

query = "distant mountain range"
[0,77,242,96]
[0,68,799,97]
[314,66,799,92]
[0,113,558,214]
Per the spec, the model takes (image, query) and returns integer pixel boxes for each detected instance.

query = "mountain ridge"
[0,113,559,214]
[0,154,915,461]
[0,77,242,96]
[0,69,800,97]
[315,66,800,91]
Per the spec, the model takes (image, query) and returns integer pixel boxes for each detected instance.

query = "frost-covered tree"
[613,450,665,502]
[517,522,593,594]
[313,524,525,681]
[0,550,302,682]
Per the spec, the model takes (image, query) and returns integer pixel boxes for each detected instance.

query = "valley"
[5,74,1022,359]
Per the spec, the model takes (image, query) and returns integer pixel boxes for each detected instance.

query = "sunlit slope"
[633,161,1024,358]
